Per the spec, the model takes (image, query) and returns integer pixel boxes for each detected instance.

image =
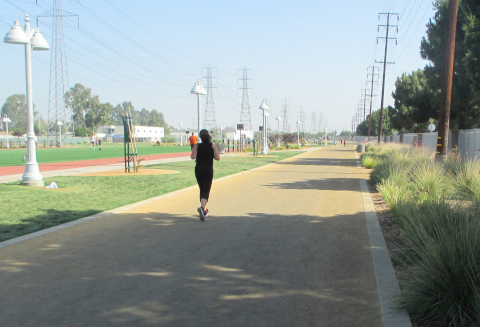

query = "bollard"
[356,144,365,153]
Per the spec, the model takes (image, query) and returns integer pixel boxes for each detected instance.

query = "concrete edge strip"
[360,179,412,327]
[0,150,309,249]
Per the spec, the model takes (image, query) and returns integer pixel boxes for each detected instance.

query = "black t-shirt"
[196,142,214,166]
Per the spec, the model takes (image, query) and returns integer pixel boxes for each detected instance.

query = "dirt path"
[0,147,382,326]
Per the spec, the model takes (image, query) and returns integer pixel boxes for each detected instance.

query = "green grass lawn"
[0,144,192,167]
[0,151,303,242]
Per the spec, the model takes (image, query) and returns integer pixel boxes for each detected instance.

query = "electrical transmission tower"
[281,99,290,132]
[310,112,317,134]
[318,112,324,132]
[297,107,306,133]
[202,65,218,131]
[39,0,78,142]
[238,67,253,131]
[361,88,369,121]
[367,66,379,137]
[376,12,398,141]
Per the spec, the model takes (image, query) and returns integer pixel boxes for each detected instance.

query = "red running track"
[0,152,191,176]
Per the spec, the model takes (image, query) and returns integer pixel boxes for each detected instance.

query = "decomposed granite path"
[0,147,385,327]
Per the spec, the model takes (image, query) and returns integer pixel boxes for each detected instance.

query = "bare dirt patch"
[78,169,180,177]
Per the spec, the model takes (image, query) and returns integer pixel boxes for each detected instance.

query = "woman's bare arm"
[190,144,198,159]
[212,144,221,161]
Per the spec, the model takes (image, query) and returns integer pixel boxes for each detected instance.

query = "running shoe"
[197,207,205,221]
[204,209,209,217]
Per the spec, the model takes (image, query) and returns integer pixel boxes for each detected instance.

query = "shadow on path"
[0,211,381,327]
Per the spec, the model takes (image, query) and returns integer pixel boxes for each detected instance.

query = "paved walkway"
[0,147,401,326]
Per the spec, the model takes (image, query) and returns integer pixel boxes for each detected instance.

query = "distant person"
[189,132,198,150]
[97,138,102,147]
[344,140,346,147]
[340,139,343,145]
[191,129,220,221]
[90,134,95,148]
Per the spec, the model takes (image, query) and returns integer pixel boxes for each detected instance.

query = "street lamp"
[259,100,269,155]
[179,122,183,146]
[190,80,206,138]
[296,120,301,145]
[324,127,328,147]
[56,120,63,145]
[3,116,12,148]
[220,126,223,140]
[275,115,281,147]
[4,13,50,187]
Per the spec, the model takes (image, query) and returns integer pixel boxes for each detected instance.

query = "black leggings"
[195,165,213,201]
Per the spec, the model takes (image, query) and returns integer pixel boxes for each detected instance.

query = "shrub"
[451,159,480,201]
[361,154,380,169]
[399,203,480,326]
[407,162,453,203]
[162,136,176,143]
[275,146,285,150]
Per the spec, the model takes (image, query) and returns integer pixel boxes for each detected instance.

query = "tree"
[339,131,353,138]
[390,69,438,132]
[419,0,480,129]
[357,107,393,136]
[84,97,112,133]
[464,3,480,95]
[1,94,27,132]
[137,108,150,125]
[110,104,124,125]
[65,83,93,131]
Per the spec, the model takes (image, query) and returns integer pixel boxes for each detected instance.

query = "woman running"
[191,129,221,221]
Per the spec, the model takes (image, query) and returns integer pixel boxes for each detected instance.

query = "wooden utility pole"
[376,13,398,142]
[367,66,379,138]
[436,0,459,159]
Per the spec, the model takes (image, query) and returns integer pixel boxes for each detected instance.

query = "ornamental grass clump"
[451,159,480,201]
[360,153,380,169]
[407,161,454,203]
[399,203,480,326]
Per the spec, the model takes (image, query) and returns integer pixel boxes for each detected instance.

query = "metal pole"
[368,68,376,137]
[278,119,280,147]
[378,14,390,143]
[197,94,201,138]
[436,0,459,159]
[297,125,300,145]
[22,14,43,186]
[5,118,9,148]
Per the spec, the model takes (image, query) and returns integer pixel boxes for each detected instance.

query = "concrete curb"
[359,178,412,324]
[0,150,310,249]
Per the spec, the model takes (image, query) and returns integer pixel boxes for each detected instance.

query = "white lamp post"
[275,115,281,147]
[296,120,301,145]
[324,127,328,147]
[220,126,223,140]
[259,100,269,155]
[265,111,270,148]
[190,80,207,137]
[3,116,12,148]
[4,14,50,187]
[56,120,63,145]
[179,122,183,146]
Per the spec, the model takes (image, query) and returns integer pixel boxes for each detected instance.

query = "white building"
[226,130,254,141]
[98,125,164,142]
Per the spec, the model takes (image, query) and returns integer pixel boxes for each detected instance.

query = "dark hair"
[199,129,212,144]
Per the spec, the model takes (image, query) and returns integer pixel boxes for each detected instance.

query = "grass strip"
[0,151,303,242]
[0,144,192,167]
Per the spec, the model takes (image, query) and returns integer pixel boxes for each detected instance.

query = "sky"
[0,0,436,134]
